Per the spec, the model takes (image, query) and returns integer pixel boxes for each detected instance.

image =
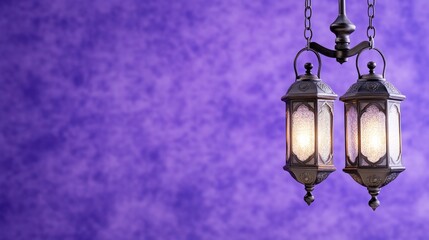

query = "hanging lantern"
[282,49,337,205]
[280,0,406,209]
[340,48,405,210]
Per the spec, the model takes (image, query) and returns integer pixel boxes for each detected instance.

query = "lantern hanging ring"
[355,47,386,78]
[293,47,322,79]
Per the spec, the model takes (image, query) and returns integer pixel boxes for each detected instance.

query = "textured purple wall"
[0,0,428,239]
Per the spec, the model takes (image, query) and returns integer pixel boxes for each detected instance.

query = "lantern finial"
[367,61,376,74]
[304,62,314,75]
[304,185,315,206]
[368,187,380,211]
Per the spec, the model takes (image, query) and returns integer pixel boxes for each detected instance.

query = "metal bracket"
[310,41,371,64]
[307,0,372,64]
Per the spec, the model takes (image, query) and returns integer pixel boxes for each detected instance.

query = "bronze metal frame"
[282,0,406,210]
[340,48,405,210]
[282,49,337,205]
[308,0,372,63]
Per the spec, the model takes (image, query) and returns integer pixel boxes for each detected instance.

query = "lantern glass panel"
[318,104,331,162]
[346,105,358,163]
[292,104,315,161]
[361,104,386,163]
[286,107,290,160]
[389,104,401,161]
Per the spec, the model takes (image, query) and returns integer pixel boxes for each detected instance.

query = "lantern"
[282,49,337,205]
[340,48,405,210]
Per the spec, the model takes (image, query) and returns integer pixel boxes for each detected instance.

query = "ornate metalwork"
[345,83,360,94]
[283,0,405,210]
[315,172,331,184]
[366,175,383,187]
[381,81,401,95]
[300,172,316,184]
[349,173,364,186]
[330,0,355,51]
[299,82,311,91]
[316,82,334,94]
[306,0,372,63]
[381,172,399,187]
[304,185,315,206]
[364,82,380,92]
[340,47,405,210]
[368,187,380,211]
[282,50,337,206]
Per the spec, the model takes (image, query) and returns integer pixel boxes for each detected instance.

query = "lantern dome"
[340,62,405,101]
[282,63,337,101]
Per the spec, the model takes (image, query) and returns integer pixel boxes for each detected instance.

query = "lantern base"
[343,167,405,210]
[284,165,335,205]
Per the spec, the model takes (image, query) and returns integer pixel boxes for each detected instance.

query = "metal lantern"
[282,49,337,205]
[280,0,406,210]
[340,48,405,210]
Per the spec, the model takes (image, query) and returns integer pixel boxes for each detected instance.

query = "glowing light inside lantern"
[361,105,386,163]
[292,104,315,161]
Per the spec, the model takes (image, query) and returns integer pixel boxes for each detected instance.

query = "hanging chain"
[304,0,313,48]
[367,0,376,47]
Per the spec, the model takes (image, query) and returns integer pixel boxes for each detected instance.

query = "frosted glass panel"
[286,107,290,160]
[318,104,331,162]
[389,105,401,161]
[292,104,315,161]
[346,105,358,163]
[361,105,386,163]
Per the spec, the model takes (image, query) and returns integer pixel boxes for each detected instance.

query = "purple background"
[0,0,428,239]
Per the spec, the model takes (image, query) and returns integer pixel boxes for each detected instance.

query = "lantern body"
[340,62,405,210]
[282,63,337,205]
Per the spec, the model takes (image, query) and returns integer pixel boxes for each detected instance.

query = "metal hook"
[368,36,374,49]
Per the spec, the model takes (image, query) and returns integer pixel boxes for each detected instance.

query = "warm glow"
[292,104,315,161]
[297,134,311,146]
[361,105,386,163]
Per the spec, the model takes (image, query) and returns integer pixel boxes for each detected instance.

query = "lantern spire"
[368,187,380,211]
[304,185,315,206]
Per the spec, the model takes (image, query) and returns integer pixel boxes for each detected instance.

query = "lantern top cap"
[359,61,385,81]
[340,61,405,101]
[297,62,320,81]
[282,62,337,101]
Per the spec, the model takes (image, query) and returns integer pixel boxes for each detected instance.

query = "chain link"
[304,0,313,48]
[367,0,376,45]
